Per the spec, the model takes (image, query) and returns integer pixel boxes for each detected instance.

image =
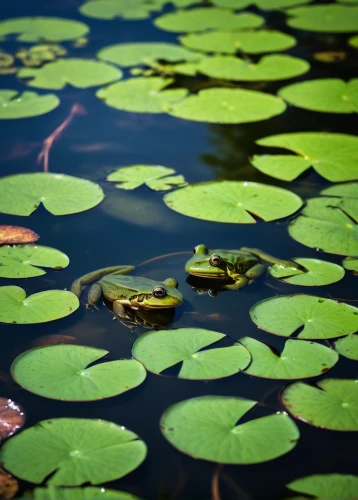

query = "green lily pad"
[132,328,251,379]
[107,165,187,191]
[154,8,264,32]
[342,256,358,272]
[240,337,338,379]
[0,286,79,324]
[0,90,60,119]
[252,132,358,182]
[212,0,312,9]
[287,473,358,500]
[0,244,69,278]
[96,77,187,114]
[288,197,358,256]
[160,396,299,463]
[281,378,358,430]
[349,35,358,48]
[31,487,143,500]
[334,334,358,360]
[0,418,147,485]
[180,30,296,55]
[198,54,309,81]
[11,345,146,401]
[79,0,163,20]
[18,58,122,89]
[168,88,286,123]
[279,78,358,113]
[286,5,358,33]
[250,294,358,340]
[321,182,358,198]
[269,258,345,286]
[0,17,89,42]
[98,43,200,67]
[163,181,302,223]
[0,173,104,216]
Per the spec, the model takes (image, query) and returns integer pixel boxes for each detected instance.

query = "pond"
[0,0,357,498]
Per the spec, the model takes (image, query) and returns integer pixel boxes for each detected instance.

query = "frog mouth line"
[190,272,227,278]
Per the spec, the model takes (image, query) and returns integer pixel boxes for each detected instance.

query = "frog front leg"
[71,265,135,297]
[113,300,127,321]
[224,275,250,290]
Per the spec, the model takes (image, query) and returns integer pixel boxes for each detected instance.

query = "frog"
[185,244,304,290]
[71,265,183,320]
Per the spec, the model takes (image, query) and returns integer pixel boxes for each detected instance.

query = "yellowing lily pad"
[18,58,122,89]
[239,337,338,379]
[281,379,358,430]
[79,0,163,20]
[96,77,187,114]
[32,487,143,500]
[342,256,358,272]
[349,35,358,48]
[98,43,200,67]
[11,345,146,401]
[287,473,358,500]
[0,173,104,216]
[279,78,358,113]
[0,225,38,245]
[168,88,286,123]
[252,132,358,182]
[154,8,264,32]
[250,294,358,340]
[0,90,59,119]
[286,5,358,32]
[198,54,309,81]
[269,258,345,286]
[180,30,296,55]
[335,334,358,361]
[132,328,251,379]
[163,181,302,223]
[160,396,299,463]
[0,286,79,324]
[0,17,89,42]
[107,165,187,191]
[0,418,147,485]
[0,244,69,278]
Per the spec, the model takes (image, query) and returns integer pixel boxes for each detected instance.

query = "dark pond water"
[0,0,357,498]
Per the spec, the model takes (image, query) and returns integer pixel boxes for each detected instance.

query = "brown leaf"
[31,334,77,348]
[0,398,25,442]
[0,225,39,245]
[0,467,18,499]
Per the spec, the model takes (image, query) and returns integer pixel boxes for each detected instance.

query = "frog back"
[101,275,157,300]
[218,250,259,274]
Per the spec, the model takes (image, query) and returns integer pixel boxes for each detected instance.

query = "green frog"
[71,265,183,320]
[185,245,303,290]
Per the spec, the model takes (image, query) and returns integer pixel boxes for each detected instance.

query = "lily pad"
[96,77,187,114]
[349,35,358,48]
[168,88,286,123]
[98,43,200,67]
[250,294,358,340]
[32,487,142,499]
[0,90,60,119]
[107,165,187,191]
[343,256,358,272]
[212,0,312,8]
[268,258,345,286]
[180,30,296,55]
[287,473,358,500]
[0,245,69,278]
[11,345,146,401]
[0,398,25,442]
[0,418,147,485]
[239,337,338,379]
[132,328,250,379]
[79,0,162,20]
[286,5,358,33]
[281,378,358,430]
[288,197,358,256]
[154,8,264,32]
[198,54,309,81]
[163,181,302,223]
[18,58,122,89]
[0,286,79,324]
[321,182,358,198]
[160,396,299,463]
[0,173,104,216]
[252,132,358,182]
[0,17,89,42]
[0,226,38,245]
[334,334,358,360]
[279,78,358,113]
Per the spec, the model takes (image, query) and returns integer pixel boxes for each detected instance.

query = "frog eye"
[209,254,222,267]
[209,289,220,297]
[152,286,167,298]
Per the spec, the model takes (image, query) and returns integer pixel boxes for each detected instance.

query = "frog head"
[185,244,231,279]
[138,277,183,309]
